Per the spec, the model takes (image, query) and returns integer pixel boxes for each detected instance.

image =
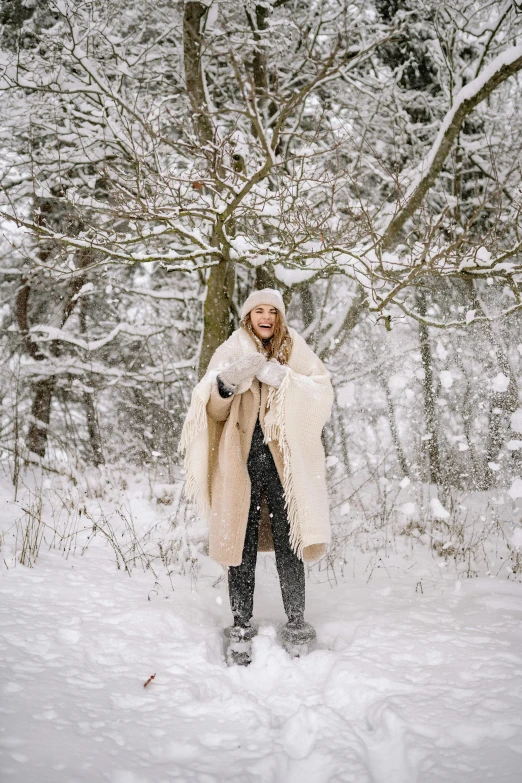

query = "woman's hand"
[219,354,266,392]
[256,359,288,388]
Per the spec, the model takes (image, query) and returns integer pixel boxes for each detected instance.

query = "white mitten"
[219,354,266,391]
[256,359,288,388]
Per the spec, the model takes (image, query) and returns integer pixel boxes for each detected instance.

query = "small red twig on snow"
[143,673,156,688]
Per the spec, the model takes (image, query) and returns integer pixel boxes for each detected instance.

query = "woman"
[180,288,333,665]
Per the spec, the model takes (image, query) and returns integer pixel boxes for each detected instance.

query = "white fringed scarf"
[179,326,334,560]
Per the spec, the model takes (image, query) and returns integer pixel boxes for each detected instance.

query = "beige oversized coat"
[206,377,285,562]
[179,326,334,567]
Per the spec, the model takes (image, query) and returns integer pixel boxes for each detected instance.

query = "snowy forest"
[1,1,522,781]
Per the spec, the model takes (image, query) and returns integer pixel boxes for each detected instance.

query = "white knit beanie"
[240,288,286,320]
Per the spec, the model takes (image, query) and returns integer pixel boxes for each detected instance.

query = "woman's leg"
[227,486,261,627]
[266,471,306,623]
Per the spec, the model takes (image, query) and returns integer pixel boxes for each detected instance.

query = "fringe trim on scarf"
[178,373,216,518]
[178,389,206,456]
[264,373,304,560]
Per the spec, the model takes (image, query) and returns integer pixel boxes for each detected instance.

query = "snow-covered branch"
[29,323,166,353]
[380,44,522,250]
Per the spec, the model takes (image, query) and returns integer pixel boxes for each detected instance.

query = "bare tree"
[0,0,521,467]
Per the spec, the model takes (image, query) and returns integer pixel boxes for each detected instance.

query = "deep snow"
[1,473,522,783]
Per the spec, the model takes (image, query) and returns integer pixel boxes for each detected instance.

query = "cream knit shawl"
[179,326,334,560]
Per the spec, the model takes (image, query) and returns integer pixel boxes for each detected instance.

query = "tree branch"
[380,44,522,250]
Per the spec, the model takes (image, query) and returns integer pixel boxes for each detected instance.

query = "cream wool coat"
[179,326,334,567]
[206,377,284,562]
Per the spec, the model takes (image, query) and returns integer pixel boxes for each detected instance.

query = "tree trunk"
[184,2,235,378]
[418,290,441,484]
[183,2,213,145]
[369,339,409,477]
[83,392,104,466]
[27,377,55,457]
[20,241,92,458]
[466,281,519,489]
[250,5,269,98]
[79,296,104,466]
[17,277,54,458]
[383,379,410,477]
[482,330,519,488]
[300,286,315,329]
[255,265,276,289]
[198,258,235,378]
[247,2,289,142]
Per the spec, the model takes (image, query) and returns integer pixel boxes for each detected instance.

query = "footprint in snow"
[359,701,419,783]
[280,704,318,760]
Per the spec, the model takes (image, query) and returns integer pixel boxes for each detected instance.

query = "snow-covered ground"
[1,471,522,783]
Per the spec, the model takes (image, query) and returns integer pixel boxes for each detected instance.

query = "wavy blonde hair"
[240,309,292,365]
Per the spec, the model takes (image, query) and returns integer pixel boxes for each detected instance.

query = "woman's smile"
[250,305,277,339]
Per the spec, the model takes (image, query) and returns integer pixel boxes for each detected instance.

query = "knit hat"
[240,288,286,320]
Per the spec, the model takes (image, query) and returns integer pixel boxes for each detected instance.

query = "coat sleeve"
[206,379,234,422]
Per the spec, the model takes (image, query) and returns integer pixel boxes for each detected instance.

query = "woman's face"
[250,305,278,340]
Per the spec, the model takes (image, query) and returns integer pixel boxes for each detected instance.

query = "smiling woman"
[239,291,293,366]
[250,305,277,339]
[180,288,334,665]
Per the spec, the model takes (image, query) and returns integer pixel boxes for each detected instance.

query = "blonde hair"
[240,309,292,365]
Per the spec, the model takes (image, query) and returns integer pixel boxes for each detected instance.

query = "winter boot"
[279,618,317,657]
[223,624,257,667]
